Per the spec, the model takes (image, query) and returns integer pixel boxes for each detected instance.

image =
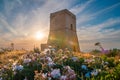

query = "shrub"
[106,48,119,57]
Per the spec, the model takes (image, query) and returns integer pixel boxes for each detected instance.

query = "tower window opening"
[70,24,73,30]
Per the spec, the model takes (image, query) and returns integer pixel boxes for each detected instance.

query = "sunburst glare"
[35,31,45,40]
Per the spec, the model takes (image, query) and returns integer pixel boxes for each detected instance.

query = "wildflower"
[8,59,13,62]
[91,69,98,76]
[43,48,50,54]
[51,69,61,79]
[91,55,95,58]
[47,72,52,80]
[3,65,8,69]
[46,57,52,62]
[60,75,67,80]
[71,57,78,62]
[65,66,76,80]
[81,64,87,70]
[34,70,38,74]
[98,69,101,72]
[23,58,31,64]
[13,71,17,75]
[48,61,55,67]
[13,61,18,65]
[104,61,109,65]
[0,77,3,80]
[42,73,47,78]
[57,49,63,54]
[12,65,23,71]
[24,76,28,80]
[85,72,91,78]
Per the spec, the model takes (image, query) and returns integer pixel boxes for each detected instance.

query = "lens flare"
[35,31,45,40]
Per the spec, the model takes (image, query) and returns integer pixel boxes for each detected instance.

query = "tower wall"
[47,9,80,52]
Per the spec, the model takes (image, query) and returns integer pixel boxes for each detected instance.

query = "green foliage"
[0,69,13,80]
[13,62,42,80]
[112,63,120,79]
[101,55,115,67]
[91,49,101,54]
[106,57,115,67]
[34,47,40,53]
[106,48,119,57]
[101,55,107,61]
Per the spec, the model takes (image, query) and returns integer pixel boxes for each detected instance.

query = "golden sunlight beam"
[34,31,45,40]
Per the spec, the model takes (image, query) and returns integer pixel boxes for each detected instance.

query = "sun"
[35,31,45,40]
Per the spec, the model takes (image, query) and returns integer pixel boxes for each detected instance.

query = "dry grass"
[0,50,27,67]
[74,52,92,58]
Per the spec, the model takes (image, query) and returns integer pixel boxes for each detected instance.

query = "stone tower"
[47,9,80,52]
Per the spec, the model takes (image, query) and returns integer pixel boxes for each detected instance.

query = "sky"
[0,0,120,51]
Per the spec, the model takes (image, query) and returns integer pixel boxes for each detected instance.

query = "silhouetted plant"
[34,47,40,53]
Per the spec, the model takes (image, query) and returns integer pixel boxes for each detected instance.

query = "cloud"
[86,18,120,31]
[10,0,75,37]
[92,2,120,17]
[76,2,120,25]
[0,0,75,49]
[78,17,120,51]
[0,14,17,35]
[4,0,22,15]
[70,0,94,15]
[78,17,120,41]
[16,0,23,5]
